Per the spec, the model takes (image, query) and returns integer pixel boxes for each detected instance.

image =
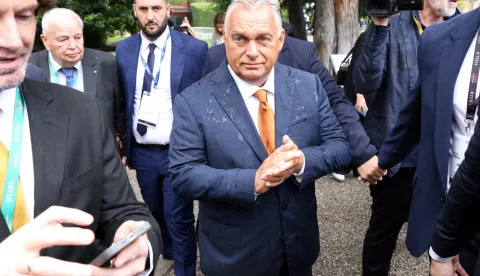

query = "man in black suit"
[0,0,161,274]
[202,33,378,181]
[29,7,125,135]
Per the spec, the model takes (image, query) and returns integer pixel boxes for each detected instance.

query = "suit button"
[441,197,445,204]
[282,204,288,211]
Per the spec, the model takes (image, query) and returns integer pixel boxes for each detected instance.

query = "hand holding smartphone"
[90,221,151,267]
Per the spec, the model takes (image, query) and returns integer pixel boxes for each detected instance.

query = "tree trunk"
[314,0,335,69]
[287,0,307,41]
[314,0,359,72]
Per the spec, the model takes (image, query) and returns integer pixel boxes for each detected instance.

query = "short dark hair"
[213,11,225,26]
[36,0,57,13]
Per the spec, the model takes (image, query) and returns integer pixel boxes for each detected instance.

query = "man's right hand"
[0,206,96,276]
[371,17,389,26]
[430,256,468,276]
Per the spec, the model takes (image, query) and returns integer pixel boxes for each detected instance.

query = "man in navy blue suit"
[363,7,480,275]
[116,0,207,275]
[169,0,351,275]
[202,24,378,178]
[25,63,48,81]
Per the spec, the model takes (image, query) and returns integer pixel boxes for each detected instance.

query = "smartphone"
[90,221,152,267]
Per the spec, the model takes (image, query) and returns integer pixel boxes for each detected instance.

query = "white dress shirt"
[227,65,305,181]
[48,52,85,92]
[0,88,153,274]
[430,29,480,263]
[133,29,173,145]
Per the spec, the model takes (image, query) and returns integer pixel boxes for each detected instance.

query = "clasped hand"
[357,156,388,184]
[254,135,304,194]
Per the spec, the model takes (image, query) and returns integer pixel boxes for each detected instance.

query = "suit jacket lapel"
[211,65,268,161]
[81,49,99,96]
[274,64,294,148]
[20,79,67,217]
[126,34,141,111]
[38,50,51,82]
[170,30,186,100]
[434,10,480,190]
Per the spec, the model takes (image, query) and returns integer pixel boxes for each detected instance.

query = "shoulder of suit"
[29,50,48,62]
[278,63,314,81]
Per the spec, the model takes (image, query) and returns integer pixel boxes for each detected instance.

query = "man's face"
[225,3,285,86]
[41,17,84,68]
[134,0,170,40]
[0,0,37,90]
[429,0,458,17]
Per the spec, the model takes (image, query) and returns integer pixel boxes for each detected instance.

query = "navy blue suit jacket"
[169,63,351,275]
[377,8,480,257]
[202,36,376,168]
[25,63,48,82]
[116,29,208,162]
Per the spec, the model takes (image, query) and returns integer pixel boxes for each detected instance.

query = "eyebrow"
[18,4,39,13]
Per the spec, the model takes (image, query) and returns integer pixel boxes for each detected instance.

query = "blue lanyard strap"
[48,55,78,89]
[1,87,25,233]
[141,33,171,89]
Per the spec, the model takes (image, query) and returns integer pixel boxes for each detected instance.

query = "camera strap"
[464,28,480,132]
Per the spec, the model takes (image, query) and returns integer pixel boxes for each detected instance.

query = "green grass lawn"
[107,36,126,45]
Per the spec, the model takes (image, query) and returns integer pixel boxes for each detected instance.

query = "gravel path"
[127,170,428,276]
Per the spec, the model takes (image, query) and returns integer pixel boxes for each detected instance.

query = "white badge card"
[449,133,471,180]
[138,90,161,128]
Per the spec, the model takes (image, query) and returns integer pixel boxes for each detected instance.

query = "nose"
[0,15,24,53]
[67,37,76,49]
[245,40,259,59]
[147,8,154,21]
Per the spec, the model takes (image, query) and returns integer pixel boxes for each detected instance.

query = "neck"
[50,54,76,68]
[418,5,444,27]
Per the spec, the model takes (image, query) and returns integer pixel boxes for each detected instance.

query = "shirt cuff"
[135,240,154,276]
[293,155,306,182]
[429,247,455,263]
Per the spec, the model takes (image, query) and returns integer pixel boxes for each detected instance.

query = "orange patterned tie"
[0,140,29,232]
[253,89,275,155]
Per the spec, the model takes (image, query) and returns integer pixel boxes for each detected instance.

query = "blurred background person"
[211,11,225,46]
[174,17,200,39]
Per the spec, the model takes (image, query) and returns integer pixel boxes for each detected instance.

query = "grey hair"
[224,0,283,36]
[42,8,84,34]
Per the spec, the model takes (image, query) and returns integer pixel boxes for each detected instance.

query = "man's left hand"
[111,221,149,272]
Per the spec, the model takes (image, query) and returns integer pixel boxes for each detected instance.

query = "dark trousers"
[362,167,415,276]
[131,145,197,276]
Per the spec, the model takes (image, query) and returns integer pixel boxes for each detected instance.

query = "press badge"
[137,88,164,128]
[449,133,471,180]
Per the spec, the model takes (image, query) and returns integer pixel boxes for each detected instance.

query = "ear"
[166,4,171,18]
[40,34,50,51]
[133,4,137,17]
[278,29,285,52]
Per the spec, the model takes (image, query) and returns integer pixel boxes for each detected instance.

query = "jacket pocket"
[199,216,242,242]
[60,162,102,197]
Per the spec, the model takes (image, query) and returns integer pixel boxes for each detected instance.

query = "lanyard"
[1,87,25,233]
[465,28,480,132]
[141,33,171,89]
[48,56,78,89]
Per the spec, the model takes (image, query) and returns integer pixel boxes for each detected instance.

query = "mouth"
[0,56,23,71]
[243,63,263,69]
[448,0,458,4]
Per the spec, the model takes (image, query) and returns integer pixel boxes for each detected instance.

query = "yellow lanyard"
[412,15,424,36]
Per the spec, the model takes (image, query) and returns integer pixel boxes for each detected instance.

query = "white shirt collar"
[227,65,275,101]
[0,87,17,119]
[48,51,81,71]
[140,27,171,53]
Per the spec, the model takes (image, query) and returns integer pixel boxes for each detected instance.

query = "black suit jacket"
[25,63,48,82]
[430,107,480,258]
[202,36,376,168]
[0,78,161,265]
[29,48,125,135]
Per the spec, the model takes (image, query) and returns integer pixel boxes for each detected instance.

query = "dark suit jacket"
[28,48,125,135]
[0,78,161,265]
[169,63,351,275]
[25,63,48,82]
[116,29,208,163]
[430,106,480,259]
[377,8,480,257]
[202,35,376,168]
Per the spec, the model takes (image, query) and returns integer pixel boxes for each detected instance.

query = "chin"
[0,64,27,91]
